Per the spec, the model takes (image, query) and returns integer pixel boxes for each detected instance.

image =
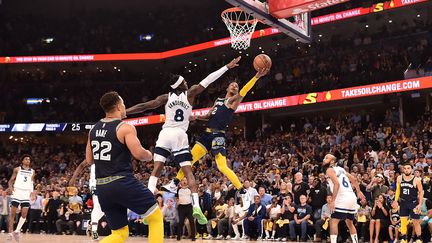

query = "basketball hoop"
[221,7,258,50]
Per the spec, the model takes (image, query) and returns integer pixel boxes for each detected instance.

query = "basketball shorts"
[97,176,158,230]
[196,131,227,156]
[154,127,192,166]
[331,193,358,220]
[399,199,420,219]
[11,188,31,208]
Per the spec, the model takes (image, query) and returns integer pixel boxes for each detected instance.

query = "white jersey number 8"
[91,141,112,161]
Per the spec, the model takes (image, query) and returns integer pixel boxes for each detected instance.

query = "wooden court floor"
[0,233,306,242]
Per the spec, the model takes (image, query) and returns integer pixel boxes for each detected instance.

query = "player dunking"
[166,66,269,194]
[7,155,35,242]
[126,57,241,225]
[393,163,423,243]
[323,154,365,243]
[70,91,163,243]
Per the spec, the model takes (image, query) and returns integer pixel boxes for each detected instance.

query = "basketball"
[253,54,272,71]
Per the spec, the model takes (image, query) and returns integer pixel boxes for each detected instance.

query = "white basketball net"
[221,8,258,50]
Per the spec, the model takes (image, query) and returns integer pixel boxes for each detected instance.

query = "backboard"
[224,0,312,43]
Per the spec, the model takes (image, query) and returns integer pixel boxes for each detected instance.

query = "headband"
[170,76,184,89]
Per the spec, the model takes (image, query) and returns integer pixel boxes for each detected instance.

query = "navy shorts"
[97,177,158,230]
[11,200,30,208]
[331,212,355,221]
[399,200,420,219]
[196,131,227,156]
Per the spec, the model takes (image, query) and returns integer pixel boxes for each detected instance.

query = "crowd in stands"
[1,106,432,242]
[0,0,399,56]
[1,18,431,123]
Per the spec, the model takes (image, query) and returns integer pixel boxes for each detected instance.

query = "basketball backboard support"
[224,0,312,43]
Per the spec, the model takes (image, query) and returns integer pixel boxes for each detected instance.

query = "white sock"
[272,230,275,237]
[148,176,158,194]
[265,231,270,237]
[14,217,26,233]
[351,234,358,243]
[191,193,199,207]
[330,235,337,243]
[91,222,98,232]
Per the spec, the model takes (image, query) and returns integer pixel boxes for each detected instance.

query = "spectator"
[28,191,43,233]
[314,195,332,242]
[356,197,372,243]
[293,173,309,205]
[196,184,211,238]
[366,173,389,202]
[45,191,61,234]
[276,194,295,241]
[55,202,75,235]
[370,194,389,243]
[243,195,266,240]
[206,198,227,239]
[289,194,312,242]
[214,197,235,240]
[308,177,328,221]
[240,181,258,211]
[263,196,281,240]
[258,186,272,206]
[231,197,247,240]
[388,199,401,243]
[162,198,178,239]
[0,188,11,232]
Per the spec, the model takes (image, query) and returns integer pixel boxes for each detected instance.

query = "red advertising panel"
[123,76,432,127]
[0,0,426,64]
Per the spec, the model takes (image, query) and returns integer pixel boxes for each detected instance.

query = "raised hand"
[255,67,270,78]
[226,56,242,69]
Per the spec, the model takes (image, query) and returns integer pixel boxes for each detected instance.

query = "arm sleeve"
[199,66,229,88]
[239,76,258,97]
[395,181,400,202]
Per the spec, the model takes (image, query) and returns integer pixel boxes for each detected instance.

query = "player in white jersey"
[322,154,365,243]
[7,154,35,242]
[86,164,105,241]
[126,56,241,225]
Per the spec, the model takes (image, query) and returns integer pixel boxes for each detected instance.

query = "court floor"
[0,233,307,242]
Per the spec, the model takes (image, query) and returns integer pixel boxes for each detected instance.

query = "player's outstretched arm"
[120,123,153,162]
[228,67,270,110]
[188,56,241,100]
[126,94,168,115]
[194,103,217,121]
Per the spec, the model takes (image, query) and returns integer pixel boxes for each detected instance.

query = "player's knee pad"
[112,225,129,241]
[400,217,408,235]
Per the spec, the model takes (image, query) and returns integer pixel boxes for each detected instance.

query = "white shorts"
[334,193,358,214]
[11,188,31,207]
[154,128,192,166]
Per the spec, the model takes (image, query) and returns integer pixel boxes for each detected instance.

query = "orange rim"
[221,7,258,25]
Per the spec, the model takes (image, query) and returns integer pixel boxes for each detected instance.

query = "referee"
[176,178,195,241]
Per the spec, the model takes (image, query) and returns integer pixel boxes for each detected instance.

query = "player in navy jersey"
[125,57,241,225]
[393,163,424,243]
[70,91,163,243]
[166,66,269,194]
